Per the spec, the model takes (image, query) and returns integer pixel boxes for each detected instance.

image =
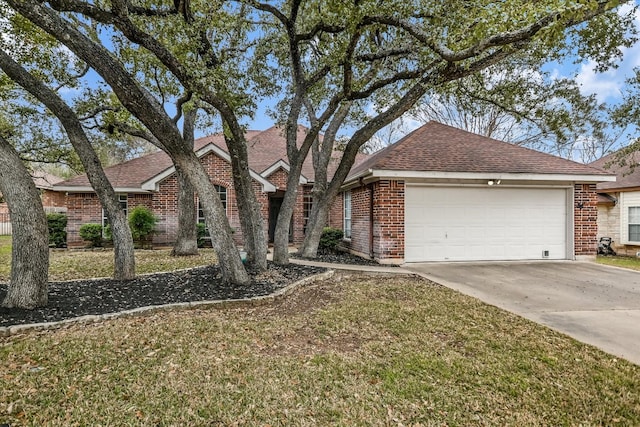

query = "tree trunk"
[272,160,306,264]
[174,151,250,284]
[0,136,49,309]
[300,189,330,258]
[222,123,268,270]
[172,108,198,256]
[0,48,136,281]
[171,165,198,256]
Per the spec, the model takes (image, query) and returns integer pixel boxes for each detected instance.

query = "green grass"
[596,255,640,271]
[0,235,11,256]
[0,236,216,281]
[1,274,639,426]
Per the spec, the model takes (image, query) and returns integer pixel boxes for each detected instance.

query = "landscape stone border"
[0,270,336,338]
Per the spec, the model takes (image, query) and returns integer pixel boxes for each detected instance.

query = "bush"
[103,224,113,242]
[128,205,157,242]
[196,222,209,248]
[319,227,344,254]
[47,213,67,248]
[79,223,103,247]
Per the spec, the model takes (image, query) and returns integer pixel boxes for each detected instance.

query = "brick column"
[574,183,598,257]
[372,180,405,262]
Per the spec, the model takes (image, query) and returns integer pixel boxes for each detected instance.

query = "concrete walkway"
[287,256,412,274]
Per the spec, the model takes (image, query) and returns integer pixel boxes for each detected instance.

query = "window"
[303,193,313,234]
[629,207,640,242]
[198,185,227,224]
[102,194,128,228]
[343,191,351,239]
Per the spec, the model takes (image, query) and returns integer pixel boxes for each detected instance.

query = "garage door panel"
[405,186,568,262]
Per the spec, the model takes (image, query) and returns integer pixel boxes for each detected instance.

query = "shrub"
[128,205,157,241]
[319,227,344,254]
[103,224,113,242]
[79,223,103,247]
[196,222,209,248]
[47,213,67,248]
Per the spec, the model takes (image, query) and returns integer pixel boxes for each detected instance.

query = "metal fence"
[0,212,11,235]
[0,207,67,236]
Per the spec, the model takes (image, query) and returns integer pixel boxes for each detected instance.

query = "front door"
[268,197,293,243]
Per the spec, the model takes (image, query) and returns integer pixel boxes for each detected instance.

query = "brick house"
[334,122,614,263]
[53,125,360,248]
[589,150,640,255]
[52,122,612,261]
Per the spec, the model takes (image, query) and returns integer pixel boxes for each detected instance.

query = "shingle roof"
[348,121,611,179]
[57,149,175,189]
[589,151,640,191]
[55,126,366,190]
[31,171,63,190]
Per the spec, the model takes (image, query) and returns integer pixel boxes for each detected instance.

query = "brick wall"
[574,183,598,256]
[66,193,102,247]
[41,190,66,208]
[65,152,310,248]
[340,179,405,262]
[372,180,404,261]
[349,185,371,256]
[328,192,343,229]
[67,192,156,247]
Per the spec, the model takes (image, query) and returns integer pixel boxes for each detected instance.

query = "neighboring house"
[589,151,640,255]
[0,170,65,235]
[53,125,361,248]
[335,122,614,263]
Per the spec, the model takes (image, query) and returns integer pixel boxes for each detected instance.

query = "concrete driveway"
[404,261,640,365]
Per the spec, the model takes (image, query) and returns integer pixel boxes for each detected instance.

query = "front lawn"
[597,254,640,271]
[1,274,638,425]
[0,236,216,281]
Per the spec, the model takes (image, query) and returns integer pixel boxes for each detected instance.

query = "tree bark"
[221,122,268,271]
[171,165,198,256]
[0,48,136,280]
[300,189,330,258]
[172,108,198,256]
[0,136,49,309]
[173,150,250,283]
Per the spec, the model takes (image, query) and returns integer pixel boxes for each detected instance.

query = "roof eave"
[141,143,277,193]
[261,159,309,184]
[53,186,152,193]
[343,169,616,189]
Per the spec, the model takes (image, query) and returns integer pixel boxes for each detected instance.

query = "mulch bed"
[293,250,395,267]
[0,262,326,327]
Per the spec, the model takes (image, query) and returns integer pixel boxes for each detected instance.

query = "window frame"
[303,192,313,234]
[198,185,227,225]
[629,206,640,243]
[343,191,352,239]
[102,193,128,229]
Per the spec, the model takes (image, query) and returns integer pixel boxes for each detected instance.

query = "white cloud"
[574,1,640,102]
[575,60,623,102]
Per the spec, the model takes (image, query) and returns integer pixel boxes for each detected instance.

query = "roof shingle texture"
[348,121,610,179]
[589,151,640,191]
[56,126,364,189]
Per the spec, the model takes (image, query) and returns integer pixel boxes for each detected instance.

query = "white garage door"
[405,186,568,262]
